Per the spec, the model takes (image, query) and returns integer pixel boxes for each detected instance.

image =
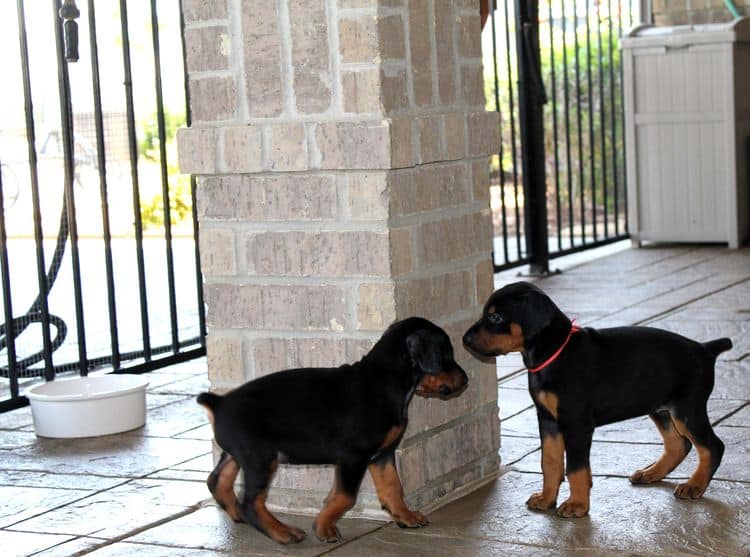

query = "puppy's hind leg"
[207,451,242,522]
[670,403,724,500]
[313,459,367,542]
[235,449,306,544]
[630,411,691,485]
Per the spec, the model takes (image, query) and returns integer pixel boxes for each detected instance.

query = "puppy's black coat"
[463,281,731,518]
[198,317,468,544]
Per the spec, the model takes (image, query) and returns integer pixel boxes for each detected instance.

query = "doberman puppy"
[197,317,468,544]
[463,281,731,518]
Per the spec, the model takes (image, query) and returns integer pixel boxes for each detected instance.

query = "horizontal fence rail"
[0,0,205,412]
[486,0,636,271]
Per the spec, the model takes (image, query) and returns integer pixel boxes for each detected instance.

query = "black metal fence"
[486,0,638,272]
[0,0,205,412]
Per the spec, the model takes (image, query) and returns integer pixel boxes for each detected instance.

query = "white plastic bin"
[622,18,750,247]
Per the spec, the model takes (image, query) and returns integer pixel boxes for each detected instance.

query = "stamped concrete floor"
[1,244,748,556]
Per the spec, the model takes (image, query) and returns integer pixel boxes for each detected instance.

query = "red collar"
[527,319,581,373]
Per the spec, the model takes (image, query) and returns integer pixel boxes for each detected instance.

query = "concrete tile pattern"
[1,245,749,556]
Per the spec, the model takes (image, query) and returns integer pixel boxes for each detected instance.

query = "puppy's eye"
[487,313,503,325]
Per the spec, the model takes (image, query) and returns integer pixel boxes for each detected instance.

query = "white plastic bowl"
[26,375,149,438]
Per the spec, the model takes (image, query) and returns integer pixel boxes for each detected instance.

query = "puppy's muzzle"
[416,366,468,398]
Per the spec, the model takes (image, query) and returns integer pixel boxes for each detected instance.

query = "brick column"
[178,0,500,517]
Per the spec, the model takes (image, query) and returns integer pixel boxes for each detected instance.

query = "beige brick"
[177,127,217,174]
[460,64,485,107]
[388,117,414,168]
[199,227,236,276]
[342,69,382,113]
[456,15,482,58]
[242,0,284,117]
[471,158,490,202]
[241,175,337,220]
[245,231,390,276]
[377,15,406,60]
[358,283,397,330]
[252,337,374,376]
[339,16,379,63]
[268,123,308,171]
[342,172,389,220]
[206,334,244,384]
[390,163,468,216]
[381,68,409,112]
[424,413,498,481]
[290,1,332,113]
[475,258,494,305]
[415,116,443,164]
[434,0,457,105]
[315,121,391,169]
[223,126,263,173]
[338,0,378,7]
[189,76,236,122]
[389,226,414,276]
[409,0,433,106]
[205,283,347,330]
[444,113,467,160]
[396,443,426,493]
[184,26,231,72]
[183,0,227,22]
[417,211,492,266]
[467,111,501,157]
[394,270,474,320]
[196,176,240,218]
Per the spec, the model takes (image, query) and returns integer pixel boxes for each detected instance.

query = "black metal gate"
[487,0,639,272]
[0,0,205,412]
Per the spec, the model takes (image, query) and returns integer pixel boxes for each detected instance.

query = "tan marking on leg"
[214,456,241,521]
[253,459,306,544]
[671,418,712,499]
[630,415,689,484]
[557,468,591,518]
[378,426,405,450]
[536,391,559,420]
[314,492,355,542]
[368,461,428,527]
[527,433,564,511]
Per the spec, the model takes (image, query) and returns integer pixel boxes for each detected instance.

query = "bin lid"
[622,17,750,48]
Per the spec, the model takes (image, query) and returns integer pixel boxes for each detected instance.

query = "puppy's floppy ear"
[406,330,442,375]
[518,289,557,342]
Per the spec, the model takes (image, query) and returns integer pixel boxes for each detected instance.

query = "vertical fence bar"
[585,0,597,241]
[490,1,510,264]
[547,0,562,251]
[515,0,549,274]
[608,0,620,236]
[0,165,19,398]
[52,0,88,376]
[597,1,609,238]
[17,0,55,380]
[620,0,629,232]
[149,0,179,353]
[87,0,120,369]
[178,0,206,343]
[561,1,574,248]
[573,2,586,244]
[503,0,523,258]
[119,0,152,359]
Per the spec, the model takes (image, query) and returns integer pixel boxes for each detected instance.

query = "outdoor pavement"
[0,243,748,556]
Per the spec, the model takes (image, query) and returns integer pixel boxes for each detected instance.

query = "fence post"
[515,0,549,274]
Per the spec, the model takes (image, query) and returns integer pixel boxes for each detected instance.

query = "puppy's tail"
[197,392,223,425]
[703,337,733,358]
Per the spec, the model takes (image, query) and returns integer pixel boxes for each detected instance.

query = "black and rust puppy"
[463,281,731,518]
[197,317,467,544]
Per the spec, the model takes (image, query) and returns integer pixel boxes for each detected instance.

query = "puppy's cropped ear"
[406,330,442,375]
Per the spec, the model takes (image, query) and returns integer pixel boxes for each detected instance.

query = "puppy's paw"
[556,499,588,518]
[526,492,557,511]
[275,526,307,545]
[313,519,342,543]
[674,482,705,500]
[393,509,429,528]
[629,467,662,485]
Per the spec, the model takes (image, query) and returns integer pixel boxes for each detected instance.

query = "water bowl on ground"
[26,375,149,438]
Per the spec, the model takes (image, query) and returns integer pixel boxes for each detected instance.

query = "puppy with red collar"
[463,281,731,518]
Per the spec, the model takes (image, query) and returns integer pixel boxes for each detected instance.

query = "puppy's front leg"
[558,426,594,518]
[369,451,429,528]
[313,459,367,542]
[527,412,564,511]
